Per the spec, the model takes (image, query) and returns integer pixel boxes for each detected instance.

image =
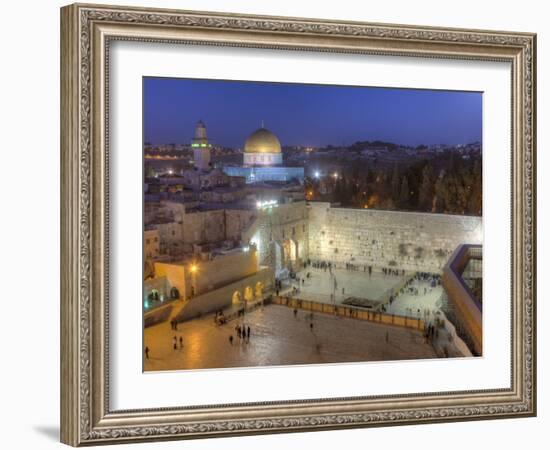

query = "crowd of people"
[382,267,406,277]
[387,271,441,306]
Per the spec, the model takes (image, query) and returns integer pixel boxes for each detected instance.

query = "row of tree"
[309,151,482,216]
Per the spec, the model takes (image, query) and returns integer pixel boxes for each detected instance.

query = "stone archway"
[244,286,254,303]
[289,239,297,261]
[148,289,160,302]
[255,281,264,298]
[170,287,180,299]
[281,238,297,265]
[232,290,242,305]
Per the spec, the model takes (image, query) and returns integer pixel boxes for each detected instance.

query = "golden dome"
[244,127,282,154]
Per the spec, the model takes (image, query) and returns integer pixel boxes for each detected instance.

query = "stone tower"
[191,120,211,171]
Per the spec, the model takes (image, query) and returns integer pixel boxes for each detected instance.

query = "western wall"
[307,202,482,273]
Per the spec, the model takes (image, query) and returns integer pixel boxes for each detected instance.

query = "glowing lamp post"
[189,263,198,298]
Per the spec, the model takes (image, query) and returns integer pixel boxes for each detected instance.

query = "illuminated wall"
[222,166,304,184]
[154,248,260,300]
[245,201,309,272]
[174,266,274,322]
[308,202,482,273]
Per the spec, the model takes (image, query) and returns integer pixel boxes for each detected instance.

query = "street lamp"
[189,263,198,298]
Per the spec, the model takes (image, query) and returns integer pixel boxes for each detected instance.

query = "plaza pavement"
[293,267,408,305]
[144,303,437,372]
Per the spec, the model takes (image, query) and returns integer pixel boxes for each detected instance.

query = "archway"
[282,239,297,264]
[244,286,254,303]
[170,287,180,299]
[231,290,242,305]
[289,239,297,261]
[255,281,264,298]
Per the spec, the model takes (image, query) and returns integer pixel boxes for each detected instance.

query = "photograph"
[142,78,483,371]
[56,2,537,446]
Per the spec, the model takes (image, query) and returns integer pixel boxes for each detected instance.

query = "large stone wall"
[308,203,482,273]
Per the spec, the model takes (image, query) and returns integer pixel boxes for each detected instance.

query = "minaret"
[191,120,211,171]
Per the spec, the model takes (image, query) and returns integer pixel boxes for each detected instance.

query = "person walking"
[172,336,177,350]
[310,322,314,332]
[179,336,183,349]
[247,325,251,340]
[293,308,298,318]
[229,335,233,345]
[145,346,149,359]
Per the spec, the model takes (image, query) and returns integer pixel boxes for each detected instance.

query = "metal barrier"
[271,296,424,331]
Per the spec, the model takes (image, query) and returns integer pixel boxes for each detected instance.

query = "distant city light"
[333,172,338,179]
[314,171,320,178]
[168,169,173,175]
[190,264,198,273]
[243,245,250,252]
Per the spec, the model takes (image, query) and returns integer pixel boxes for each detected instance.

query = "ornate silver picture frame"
[60,3,536,446]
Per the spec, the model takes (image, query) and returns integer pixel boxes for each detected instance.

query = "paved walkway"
[144,303,437,372]
[291,267,408,305]
[386,279,443,318]
[386,279,470,357]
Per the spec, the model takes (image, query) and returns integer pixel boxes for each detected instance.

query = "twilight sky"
[143,77,482,148]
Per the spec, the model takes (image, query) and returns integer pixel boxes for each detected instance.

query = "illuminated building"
[223,125,304,184]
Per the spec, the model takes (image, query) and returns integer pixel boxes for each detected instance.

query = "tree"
[467,159,482,215]
[391,163,400,201]
[418,165,434,211]
[399,176,410,207]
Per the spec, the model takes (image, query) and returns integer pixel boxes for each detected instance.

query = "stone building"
[222,126,305,184]
[152,245,273,321]
[244,200,310,276]
[144,227,160,260]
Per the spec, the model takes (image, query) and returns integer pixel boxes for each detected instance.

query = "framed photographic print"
[60,3,537,446]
